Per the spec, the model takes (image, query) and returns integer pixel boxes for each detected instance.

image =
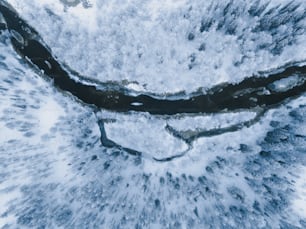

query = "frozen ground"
[1,0,306,228]
[6,0,306,95]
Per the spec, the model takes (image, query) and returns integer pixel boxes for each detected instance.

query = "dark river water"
[1,1,306,228]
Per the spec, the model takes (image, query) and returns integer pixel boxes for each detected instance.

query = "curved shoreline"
[1,2,306,161]
[1,2,306,116]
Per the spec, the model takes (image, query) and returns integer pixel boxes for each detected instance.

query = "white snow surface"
[101,111,190,159]
[1,0,306,228]
[7,0,306,95]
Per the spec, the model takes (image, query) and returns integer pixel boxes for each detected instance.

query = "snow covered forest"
[0,0,306,228]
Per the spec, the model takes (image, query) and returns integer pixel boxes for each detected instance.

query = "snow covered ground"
[6,0,306,95]
[1,0,306,228]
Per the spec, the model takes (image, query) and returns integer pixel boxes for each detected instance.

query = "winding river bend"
[1,1,306,162]
[1,1,306,228]
[1,2,306,116]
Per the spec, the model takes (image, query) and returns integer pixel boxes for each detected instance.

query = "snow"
[168,111,257,131]
[1,0,306,228]
[292,166,306,219]
[7,0,306,95]
[101,111,189,160]
[268,74,306,92]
